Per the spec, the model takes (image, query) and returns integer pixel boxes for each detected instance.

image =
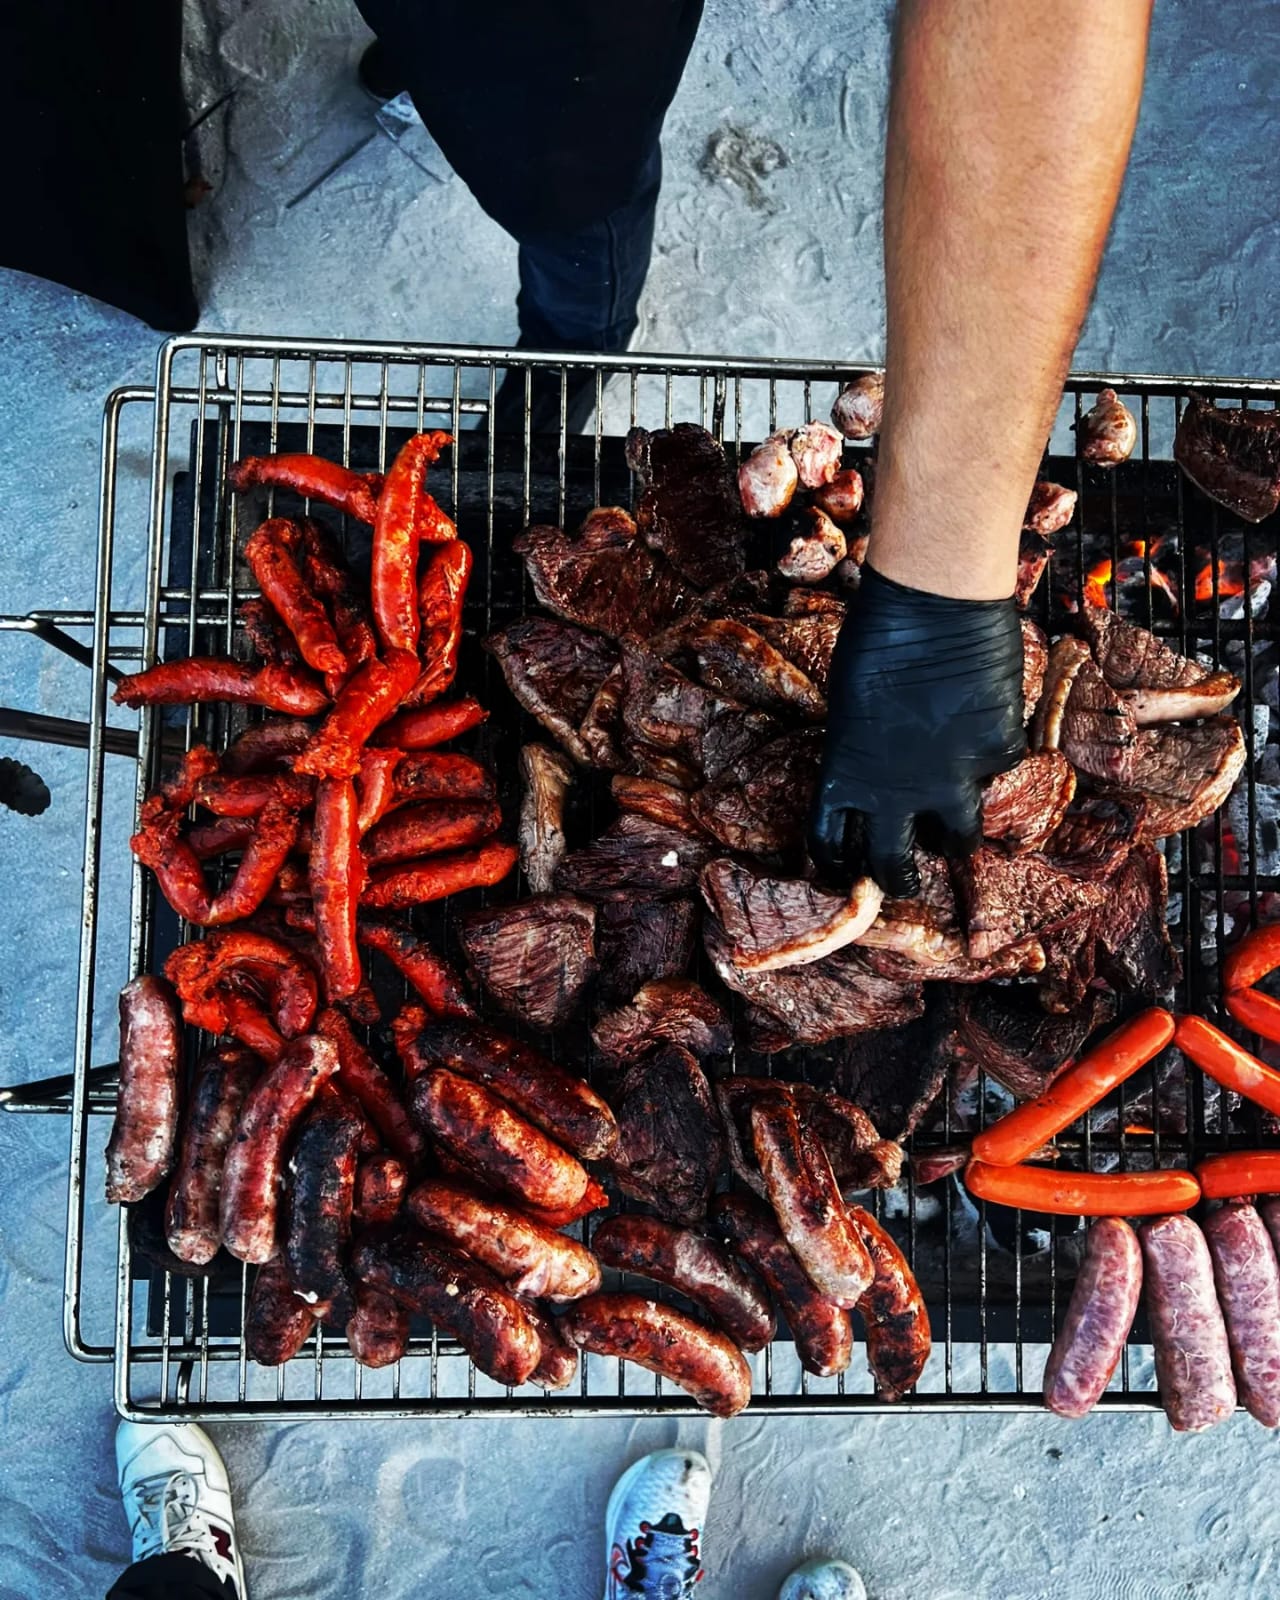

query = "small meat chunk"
[813,467,865,523]
[1174,395,1280,523]
[777,508,846,583]
[1021,618,1049,722]
[625,422,748,588]
[789,421,843,488]
[831,373,884,440]
[680,617,826,721]
[981,751,1077,853]
[739,433,799,518]
[1076,388,1137,466]
[1023,480,1077,536]
[690,729,823,862]
[485,618,618,765]
[594,899,700,1005]
[555,813,712,902]
[456,894,596,1031]
[518,743,575,894]
[514,508,693,638]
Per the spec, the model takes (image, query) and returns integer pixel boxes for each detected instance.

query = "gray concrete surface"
[3,2,1280,1596]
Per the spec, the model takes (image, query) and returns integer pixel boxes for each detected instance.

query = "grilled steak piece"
[619,641,778,785]
[1124,717,1247,838]
[1030,635,1090,750]
[486,618,618,765]
[1059,657,1138,785]
[605,1045,724,1226]
[578,666,628,771]
[752,609,842,692]
[853,851,966,970]
[519,744,575,895]
[595,898,700,1005]
[1174,395,1280,523]
[690,728,824,863]
[1095,843,1180,997]
[591,979,731,1063]
[555,813,712,902]
[700,857,883,971]
[626,423,747,588]
[610,774,714,841]
[951,846,1108,962]
[1015,531,1054,608]
[717,1077,903,1196]
[456,894,596,1031]
[515,506,693,638]
[953,983,1115,1102]
[817,989,963,1137]
[1023,480,1078,537]
[705,917,924,1046]
[1021,618,1049,723]
[981,751,1077,853]
[1079,606,1240,724]
[1035,910,1102,1014]
[1047,790,1148,878]
[680,617,826,721]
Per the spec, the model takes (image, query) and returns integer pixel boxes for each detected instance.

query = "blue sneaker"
[604,1448,711,1599]
[777,1558,867,1600]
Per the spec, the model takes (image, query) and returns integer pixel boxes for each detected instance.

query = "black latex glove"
[808,564,1026,897]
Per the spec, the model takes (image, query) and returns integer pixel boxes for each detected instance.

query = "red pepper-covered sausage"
[106,976,184,1203]
[592,1215,775,1352]
[407,1177,601,1301]
[361,801,502,868]
[191,771,315,817]
[114,659,329,715]
[220,1034,340,1263]
[165,1047,261,1264]
[315,1007,424,1166]
[404,540,472,706]
[1175,1015,1280,1119]
[355,747,404,834]
[310,777,364,1001]
[345,1282,409,1368]
[371,432,453,654]
[297,518,379,673]
[712,1193,853,1378]
[847,1207,931,1400]
[965,1160,1200,1217]
[223,718,314,776]
[1202,1202,1280,1427]
[354,1154,410,1225]
[1041,1217,1143,1419]
[560,1293,753,1418]
[245,1256,318,1366]
[165,930,319,1040]
[360,841,518,909]
[228,453,384,525]
[244,518,348,682]
[390,751,497,806]
[373,698,488,750]
[288,909,475,1020]
[352,1223,541,1386]
[283,1085,363,1323]
[186,816,257,862]
[294,649,422,780]
[130,801,214,925]
[1138,1214,1237,1432]
[240,597,301,665]
[1223,924,1280,993]
[203,799,302,926]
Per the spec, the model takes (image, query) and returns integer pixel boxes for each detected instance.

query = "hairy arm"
[870,0,1153,600]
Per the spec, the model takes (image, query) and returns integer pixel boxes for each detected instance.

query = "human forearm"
[870,0,1153,599]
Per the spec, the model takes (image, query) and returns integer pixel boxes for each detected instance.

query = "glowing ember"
[1194,559,1246,604]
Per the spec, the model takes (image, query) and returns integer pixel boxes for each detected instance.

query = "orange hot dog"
[1225,987,1280,1046]
[965,1159,1200,1217]
[1196,1151,1280,1201]
[1174,1015,1280,1119]
[1223,925,1280,993]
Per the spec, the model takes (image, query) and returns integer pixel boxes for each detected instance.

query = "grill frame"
[24,332,1280,1419]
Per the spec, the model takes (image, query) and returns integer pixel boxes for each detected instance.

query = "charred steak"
[485,618,618,765]
[604,1044,725,1226]
[1079,606,1239,724]
[1124,717,1247,838]
[625,422,747,588]
[591,978,731,1063]
[700,857,883,971]
[555,812,712,902]
[594,898,700,1005]
[981,751,1076,853]
[456,894,596,1031]
[951,846,1108,963]
[1174,395,1280,523]
[690,728,823,863]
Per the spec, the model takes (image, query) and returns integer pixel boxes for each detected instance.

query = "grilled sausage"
[560,1293,752,1417]
[1224,987,1280,1045]
[345,1283,410,1369]
[352,1226,541,1386]
[355,1153,410,1225]
[106,976,184,1204]
[965,1160,1200,1216]
[409,1021,617,1159]
[310,776,365,1002]
[245,1257,317,1366]
[165,1047,261,1264]
[411,1070,591,1214]
[220,1034,339,1263]
[316,1007,424,1167]
[751,1094,873,1308]
[1202,1202,1280,1427]
[847,1207,931,1400]
[1138,1214,1237,1431]
[1041,1217,1143,1419]
[407,1178,600,1301]
[522,1302,579,1391]
[712,1192,853,1378]
[591,1215,775,1352]
[283,1086,363,1323]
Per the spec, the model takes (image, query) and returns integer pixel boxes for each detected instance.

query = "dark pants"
[355,0,704,350]
[107,1553,235,1600]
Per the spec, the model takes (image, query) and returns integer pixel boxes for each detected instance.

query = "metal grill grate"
[18,335,1280,1419]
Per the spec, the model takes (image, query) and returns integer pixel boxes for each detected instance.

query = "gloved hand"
[808,564,1026,897]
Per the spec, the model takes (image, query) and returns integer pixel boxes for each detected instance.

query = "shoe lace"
[131,1471,225,1568]
[625,1518,703,1598]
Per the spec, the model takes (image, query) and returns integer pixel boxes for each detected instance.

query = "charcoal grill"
[5,333,1280,1421]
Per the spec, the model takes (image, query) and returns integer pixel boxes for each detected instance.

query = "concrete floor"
[3,2,1280,1596]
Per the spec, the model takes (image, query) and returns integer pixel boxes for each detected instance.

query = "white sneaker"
[777,1558,867,1600]
[604,1448,711,1599]
[116,1420,246,1598]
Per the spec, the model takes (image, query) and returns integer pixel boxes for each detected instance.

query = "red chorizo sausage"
[371,432,452,654]
[359,841,518,909]
[316,1007,424,1166]
[391,752,497,806]
[361,801,502,867]
[1041,1217,1142,1419]
[372,697,488,750]
[165,1047,261,1264]
[243,517,348,681]
[1202,1202,1280,1427]
[223,717,314,776]
[113,659,328,716]
[227,453,384,525]
[1138,1214,1237,1432]
[297,518,379,673]
[847,1206,931,1400]
[245,1257,317,1366]
[404,539,472,706]
[354,747,404,834]
[106,976,184,1204]
[310,776,364,1001]
[294,649,422,780]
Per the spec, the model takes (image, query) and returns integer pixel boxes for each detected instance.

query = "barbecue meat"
[680,617,826,721]
[1015,531,1054,609]
[591,979,731,1063]
[690,729,823,863]
[1075,388,1137,467]
[1021,618,1049,723]
[831,373,884,440]
[578,666,628,770]
[605,1045,724,1225]
[1031,635,1089,751]
[519,743,575,894]
[717,1077,902,1196]
[1048,790,1149,878]
[817,990,963,1137]
[705,917,923,1046]
[738,433,799,519]
[555,812,712,902]
[1080,606,1240,724]
[619,641,779,786]
[456,894,596,1031]
[1059,657,1138,785]
[951,846,1108,962]
[594,898,700,1005]
[1125,717,1246,838]
[1174,395,1280,523]
[1035,911,1102,1014]
[981,751,1076,853]
[1095,843,1180,997]
[777,508,846,583]
[515,506,693,638]
[700,858,883,971]
[752,609,842,692]
[1023,480,1078,537]
[953,983,1115,1102]
[625,423,747,587]
[610,774,714,841]
[784,588,846,618]
[485,618,618,765]
[789,421,844,488]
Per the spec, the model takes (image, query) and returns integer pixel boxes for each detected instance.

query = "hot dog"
[1223,924,1280,993]
[1224,987,1280,1045]
[283,1085,363,1323]
[345,1283,410,1369]
[1138,1213,1237,1431]
[352,1225,541,1386]
[354,1153,410,1225]
[165,1047,260,1264]
[751,1093,873,1308]
[106,976,184,1204]
[407,1177,601,1301]
[559,1293,752,1418]
[410,1070,590,1214]
[245,1257,317,1366]
[220,1034,339,1263]
[847,1206,931,1400]
[972,1009,1175,1168]
[1041,1217,1142,1419]
[1202,1202,1280,1427]
[1196,1151,1280,1200]
[591,1215,775,1352]
[965,1160,1200,1216]
[711,1193,853,1378]
[1174,1015,1280,1119]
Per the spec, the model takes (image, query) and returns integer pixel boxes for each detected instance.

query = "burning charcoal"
[789,421,843,488]
[604,1046,725,1226]
[519,743,574,895]
[716,1077,903,1196]
[777,508,846,584]
[813,467,865,524]
[831,373,884,440]
[679,616,826,722]
[1174,395,1280,523]
[1015,531,1055,609]
[1023,480,1077,536]
[591,978,731,1063]
[1021,618,1049,723]
[555,813,712,902]
[625,422,747,589]
[690,728,823,863]
[739,433,799,519]
[485,617,618,765]
[1123,717,1247,839]
[700,857,883,971]
[1080,606,1240,724]
[1075,388,1136,467]
[981,751,1076,853]
[456,894,596,1031]
[951,847,1108,963]
[514,507,694,638]
[594,898,700,1005]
